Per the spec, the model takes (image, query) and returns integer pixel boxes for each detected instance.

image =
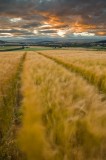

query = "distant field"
[0,46,106,52]
[0,46,18,50]
[24,46,106,51]
[23,46,53,51]
[0,46,24,52]
[0,49,106,160]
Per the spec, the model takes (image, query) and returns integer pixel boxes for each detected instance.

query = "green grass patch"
[23,47,62,51]
[90,46,106,51]
[0,46,19,50]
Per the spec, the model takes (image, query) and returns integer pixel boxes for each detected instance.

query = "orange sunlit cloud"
[96,32,106,36]
[0,0,106,38]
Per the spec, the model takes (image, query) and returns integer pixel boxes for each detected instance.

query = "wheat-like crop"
[19,51,106,160]
[0,52,24,133]
[0,51,25,159]
[39,50,106,93]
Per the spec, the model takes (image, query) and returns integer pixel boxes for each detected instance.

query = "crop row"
[19,52,106,160]
[0,52,26,159]
[39,51,106,94]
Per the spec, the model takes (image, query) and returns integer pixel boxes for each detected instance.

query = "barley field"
[0,49,106,160]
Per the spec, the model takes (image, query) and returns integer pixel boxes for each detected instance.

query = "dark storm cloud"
[0,0,106,37]
[39,30,57,34]
[0,28,35,37]
[0,29,31,34]
[21,22,42,29]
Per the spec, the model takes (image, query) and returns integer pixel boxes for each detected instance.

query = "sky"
[0,0,106,40]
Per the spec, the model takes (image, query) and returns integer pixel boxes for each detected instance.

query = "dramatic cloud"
[0,0,106,38]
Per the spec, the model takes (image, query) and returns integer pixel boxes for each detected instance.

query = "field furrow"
[0,52,26,159]
[38,51,106,94]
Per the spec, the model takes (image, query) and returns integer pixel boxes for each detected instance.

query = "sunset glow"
[0,0,106,39]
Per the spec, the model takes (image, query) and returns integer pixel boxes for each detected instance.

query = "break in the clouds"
[0,0,106,38]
